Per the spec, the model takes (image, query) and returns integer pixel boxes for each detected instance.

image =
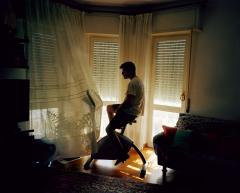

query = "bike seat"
[128,120,137,125]
[119,119,137,135]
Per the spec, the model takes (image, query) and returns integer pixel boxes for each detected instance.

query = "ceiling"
[59,0,202,14]
[71,0,178,7]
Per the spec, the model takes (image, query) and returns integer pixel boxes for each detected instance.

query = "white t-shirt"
[122,76,145,116]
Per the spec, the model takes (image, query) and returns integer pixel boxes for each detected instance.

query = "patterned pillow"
[176,113,225,132]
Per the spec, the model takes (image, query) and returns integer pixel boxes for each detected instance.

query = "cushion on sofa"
[162,125,177,139]
[172,129,192,151]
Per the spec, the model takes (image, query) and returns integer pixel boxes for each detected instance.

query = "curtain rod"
[53,0,206,15]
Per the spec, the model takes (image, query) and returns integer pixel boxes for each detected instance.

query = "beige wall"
[85,0,240,120]
[189,0,240,120]
[85,12,119,34]
[153,7,198,33]
[85,6,198,34]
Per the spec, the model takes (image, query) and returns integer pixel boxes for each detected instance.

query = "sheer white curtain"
[26,0,102,159]
[119,13,153,148]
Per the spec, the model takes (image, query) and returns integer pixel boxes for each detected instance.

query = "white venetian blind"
[154,39,186,107]
[31,32,57,87]
[30,32,58,137]
[92,39,119,102]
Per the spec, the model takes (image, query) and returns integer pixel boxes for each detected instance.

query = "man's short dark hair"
[120,61,136,74]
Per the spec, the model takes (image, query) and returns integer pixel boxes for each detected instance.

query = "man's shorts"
[108,110,137,130]
[111,104,120,113]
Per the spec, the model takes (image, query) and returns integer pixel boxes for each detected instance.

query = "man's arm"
[118,94,135,111]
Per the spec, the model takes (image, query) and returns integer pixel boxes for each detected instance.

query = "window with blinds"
[89,35,120,137]
[90,36,120,102]
[30,32,58,137]
[154,39,186,107]
[31,32,57,87]
[151,33,191,138]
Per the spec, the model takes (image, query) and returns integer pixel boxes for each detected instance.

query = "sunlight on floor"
[95,159,116,168]
[59,147,165,184]
[126,165,151,175]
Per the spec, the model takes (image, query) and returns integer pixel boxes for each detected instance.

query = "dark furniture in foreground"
[1,123,56,169]
[0,79,56,169]
[1,121,56,193]
[153,113,240,177]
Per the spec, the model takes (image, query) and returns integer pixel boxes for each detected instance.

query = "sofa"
[153,113,240,177]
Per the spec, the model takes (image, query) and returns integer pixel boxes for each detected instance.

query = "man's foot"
[115,153,129,166]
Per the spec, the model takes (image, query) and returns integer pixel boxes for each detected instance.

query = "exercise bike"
[84,120,147,178]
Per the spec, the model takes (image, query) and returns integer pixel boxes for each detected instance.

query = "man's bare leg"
[107,105,115,121]
[107,104,120,121]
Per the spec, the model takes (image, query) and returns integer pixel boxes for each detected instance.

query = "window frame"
[150,30,192,137]
[151,30,191,114]
[87,33,120,105]
[87,34,120,137]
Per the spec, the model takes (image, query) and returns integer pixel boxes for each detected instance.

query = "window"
[30,108,59,139]
[152,32,191,137]
[31,32,57,87]
[88,35,120,137]
[30,32,59,138]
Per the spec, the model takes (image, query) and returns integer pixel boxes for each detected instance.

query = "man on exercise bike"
[106,61,145,165]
